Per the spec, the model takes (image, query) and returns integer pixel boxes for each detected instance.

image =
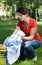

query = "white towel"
[3,30,25,64]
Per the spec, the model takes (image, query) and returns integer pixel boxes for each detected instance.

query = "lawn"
[0,19,42,65]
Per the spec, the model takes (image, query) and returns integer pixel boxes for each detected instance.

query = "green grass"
[37,22,42,39]
[0,19,42,65]
[0,19,17,43]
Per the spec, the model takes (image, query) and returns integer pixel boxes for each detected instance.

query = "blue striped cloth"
[3,30,25,64]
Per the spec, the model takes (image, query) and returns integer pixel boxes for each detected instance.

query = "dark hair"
[17,7,31,16]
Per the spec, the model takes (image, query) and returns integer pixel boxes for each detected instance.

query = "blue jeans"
[20,40,41,59]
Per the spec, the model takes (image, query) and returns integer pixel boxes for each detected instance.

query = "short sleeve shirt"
[17,18,41,42]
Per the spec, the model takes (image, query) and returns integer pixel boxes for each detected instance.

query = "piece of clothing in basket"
[3,30,25,64]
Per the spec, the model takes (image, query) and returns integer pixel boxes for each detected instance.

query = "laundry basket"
[0,44,6,65]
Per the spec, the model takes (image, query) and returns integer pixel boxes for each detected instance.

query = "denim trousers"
[20,40,41,59]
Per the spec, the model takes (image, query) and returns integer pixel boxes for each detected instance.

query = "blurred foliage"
[0,0,42,20]
[0,0,42,8]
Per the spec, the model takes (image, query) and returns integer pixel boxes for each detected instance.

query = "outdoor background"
[0,0,42,65]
